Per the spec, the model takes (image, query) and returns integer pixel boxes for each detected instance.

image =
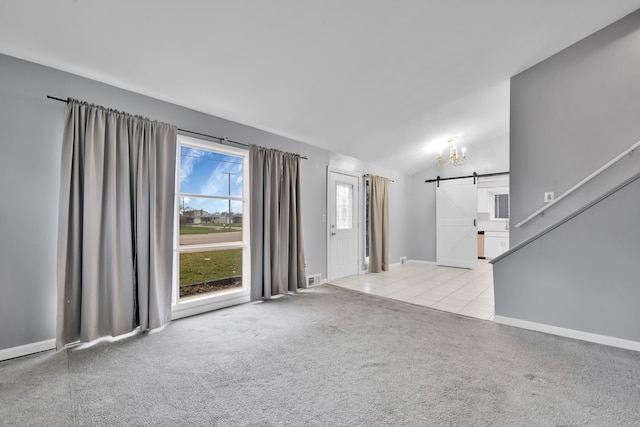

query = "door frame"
[327,167,363,281]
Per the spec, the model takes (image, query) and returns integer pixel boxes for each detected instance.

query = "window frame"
[364,177,370,269]
[488,188,509,220]
[493,193,509,219]
[336,182,354,230]
[171,135,251,320]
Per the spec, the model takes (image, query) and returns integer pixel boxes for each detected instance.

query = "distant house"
[180,209,210,225]
[181,209,242,225]
[211,213,243,224]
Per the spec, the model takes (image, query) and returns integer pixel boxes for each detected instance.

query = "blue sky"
[179,146,243,214]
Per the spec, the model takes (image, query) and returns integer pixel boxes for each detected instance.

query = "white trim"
[172,135,251,317]
[179,242,245,252]
[0,339,56,362]
[306,279,329,286]
[172,290,250,320]
[407,259,437,265]
[178,134,248,156]
[494,316,640,352]
[327,167,363,281]
[180,192,243,202]
[362,175,369,274]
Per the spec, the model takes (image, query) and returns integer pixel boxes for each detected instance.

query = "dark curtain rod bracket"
[47,95,307,160]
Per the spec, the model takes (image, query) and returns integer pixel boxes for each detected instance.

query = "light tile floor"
[330,260,494,320]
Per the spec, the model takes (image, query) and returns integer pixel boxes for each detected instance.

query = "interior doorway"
[477,175,510,260]
[328,170,360,281]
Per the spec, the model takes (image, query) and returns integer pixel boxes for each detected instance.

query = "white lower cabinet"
[484,231,509,259]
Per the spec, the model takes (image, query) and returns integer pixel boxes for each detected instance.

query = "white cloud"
[202,161,243,196]
[179,147,203,185]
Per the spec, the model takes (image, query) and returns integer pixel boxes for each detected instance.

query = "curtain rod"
[425,171,509,184]
[47,95,308,159]
[363,174,395,182]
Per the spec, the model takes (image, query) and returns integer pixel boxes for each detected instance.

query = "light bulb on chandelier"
[437,138,467,167]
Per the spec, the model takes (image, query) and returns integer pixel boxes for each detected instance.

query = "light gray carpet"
[1,284,639,426]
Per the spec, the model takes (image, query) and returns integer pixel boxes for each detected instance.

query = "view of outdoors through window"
[494,194,509,219]
[178,145,245,300]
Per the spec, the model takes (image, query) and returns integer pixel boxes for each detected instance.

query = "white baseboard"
[494,316,640,352]
[0,338,56,362]
[379,260,435,269]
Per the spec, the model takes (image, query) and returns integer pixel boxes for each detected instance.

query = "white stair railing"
[515,139,640,228]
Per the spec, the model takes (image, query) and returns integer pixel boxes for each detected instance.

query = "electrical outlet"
[544,192,554,203]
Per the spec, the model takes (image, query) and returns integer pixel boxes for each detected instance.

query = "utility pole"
[224,172,237,230]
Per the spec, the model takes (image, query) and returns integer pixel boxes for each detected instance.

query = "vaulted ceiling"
[2,1,640,174]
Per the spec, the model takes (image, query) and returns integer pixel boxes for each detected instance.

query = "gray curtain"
[369,175,390,273]
[56,99,177,349]
[250,146,306,300]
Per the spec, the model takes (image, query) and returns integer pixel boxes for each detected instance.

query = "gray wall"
[494,177,640,341]
[0,54,409,351]
[495,9,640,340]
[408,133,509,262]
[510,9,640,246]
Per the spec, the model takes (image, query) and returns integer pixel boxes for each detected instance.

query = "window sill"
[171,288,250,320]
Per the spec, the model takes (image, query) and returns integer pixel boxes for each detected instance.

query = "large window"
[172,135,250,319]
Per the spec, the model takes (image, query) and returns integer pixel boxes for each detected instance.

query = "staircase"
[490,163,640,351]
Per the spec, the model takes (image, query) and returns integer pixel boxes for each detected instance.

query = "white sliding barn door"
[436,178,478,269]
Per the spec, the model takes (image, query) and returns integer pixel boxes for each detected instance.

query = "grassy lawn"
[180,248,242,287]
[180,225,241,235]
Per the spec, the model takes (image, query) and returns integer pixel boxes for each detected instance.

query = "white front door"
[436,177,478,269]
[329,171,359,280]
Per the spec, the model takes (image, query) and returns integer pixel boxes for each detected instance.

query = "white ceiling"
[2,1,640,175]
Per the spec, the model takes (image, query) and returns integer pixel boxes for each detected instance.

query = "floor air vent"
[306,274,322,287]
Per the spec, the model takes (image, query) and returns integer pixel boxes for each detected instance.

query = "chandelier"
[437,138,467,167]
